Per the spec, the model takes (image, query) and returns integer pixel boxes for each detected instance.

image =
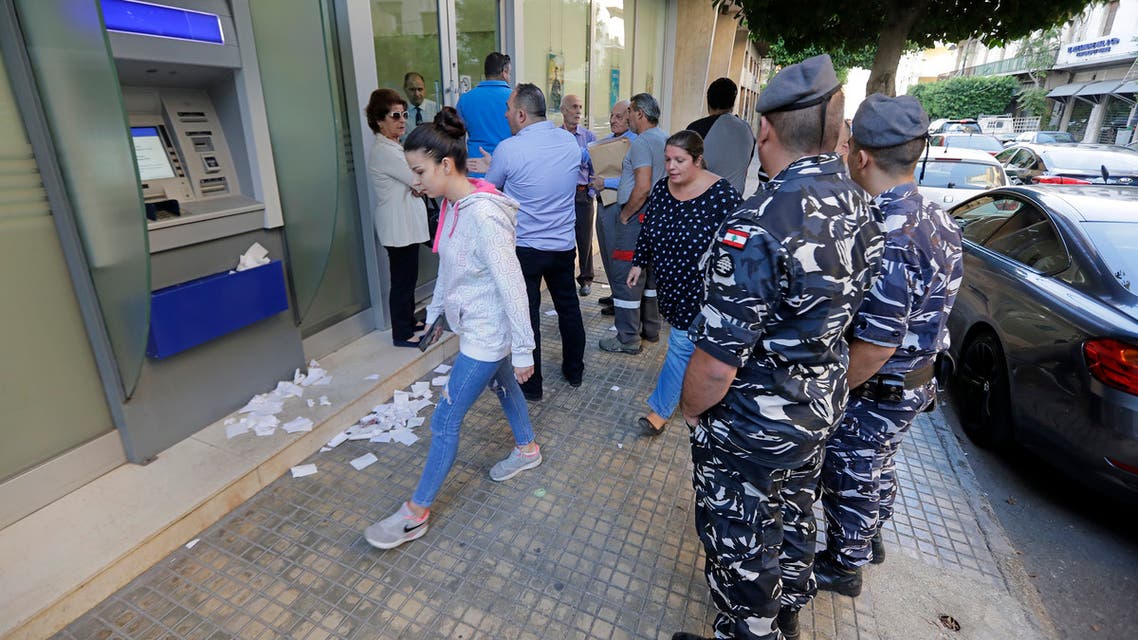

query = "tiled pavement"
[54,283,1009,640]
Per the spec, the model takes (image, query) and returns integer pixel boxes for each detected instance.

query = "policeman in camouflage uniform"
[815,94,964,597]
[672,55,884,640]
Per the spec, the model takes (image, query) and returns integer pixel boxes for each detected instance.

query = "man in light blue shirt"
[484,83,586,401]
[457,52,512,178]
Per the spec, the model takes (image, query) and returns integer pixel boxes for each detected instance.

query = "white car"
[914,146,1009,206]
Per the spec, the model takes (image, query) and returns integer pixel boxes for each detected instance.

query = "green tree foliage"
[1017,86,1052,118]
[765,39,876,83]
[908,76,1020,120]
[729,0,1096,96]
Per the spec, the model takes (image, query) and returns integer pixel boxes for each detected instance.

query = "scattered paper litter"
[407,416,426,428]
[544,309,557,316]
[617,443,623,449]
[185,538,200,549]
[224,417,236,425]
[282,417,314,434]
[433,364,452,374]
[319,446,331,452]
[300,364,330,387]
[326,432,348,448]
[272,380,304,399]
[290,464,318,478]
[370,432,393,443]
[306,399,315,408]
[608,326,617,332]
[432,376,449,387]
[365,374,380,380]
[411,381,430,396]
[390,429,420,446]
[350,453,379,470]
[611,386,621,391]
[239,394,283,416]
[600,283,610,288]
[225,422,249,439]
[319,396,331,406]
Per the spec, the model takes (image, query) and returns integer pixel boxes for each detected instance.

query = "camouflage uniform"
[820,183,963,570]
[687,153,884,640]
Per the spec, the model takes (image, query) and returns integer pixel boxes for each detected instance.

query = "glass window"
[915,160,1004,190]
[1040,147,1138,173]
[371,0,445,107]
[983,207,1069,273]
[522,0,588,114]
[952,196,1025,243]
[456,0,500,96]
[1083,221,1138,292]
[630,0,665,98]
[588,0,634,136]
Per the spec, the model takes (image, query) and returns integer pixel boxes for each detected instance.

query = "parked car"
[1015,130,1077,144]
[928,118,983,135]
[914,146,1008,206]
[929,133,1005,155]
[996,144,1138,185]
[946,185,1138,498]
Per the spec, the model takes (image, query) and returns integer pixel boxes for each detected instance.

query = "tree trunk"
[865,1,927,96]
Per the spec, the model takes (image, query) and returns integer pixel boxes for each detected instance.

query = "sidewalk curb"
[927,401,1060,640]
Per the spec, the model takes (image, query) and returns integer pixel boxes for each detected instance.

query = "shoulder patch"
[721,228,750,249]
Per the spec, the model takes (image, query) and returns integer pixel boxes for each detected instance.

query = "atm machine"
[100,0,305,462]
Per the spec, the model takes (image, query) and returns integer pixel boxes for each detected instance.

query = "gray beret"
[756,54,841,114]
[852,94,929,147]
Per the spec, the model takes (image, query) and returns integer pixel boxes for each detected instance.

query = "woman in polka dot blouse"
[628,130,741,435]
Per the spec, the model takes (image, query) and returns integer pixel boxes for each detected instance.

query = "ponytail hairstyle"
[403,106,468,169]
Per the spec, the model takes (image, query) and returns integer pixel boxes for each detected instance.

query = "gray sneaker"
[364,503,429,549]
[599,336,642,354]
[489,445,542,481]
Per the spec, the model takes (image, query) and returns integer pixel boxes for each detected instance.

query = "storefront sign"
[1055,33,1138,67]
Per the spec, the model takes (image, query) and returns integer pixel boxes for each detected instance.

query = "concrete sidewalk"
[47,276,1056,640]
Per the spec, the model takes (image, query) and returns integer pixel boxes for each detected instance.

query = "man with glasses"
[458,52,512,178]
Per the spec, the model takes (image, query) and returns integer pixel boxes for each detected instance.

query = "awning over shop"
[1075,80,1123,96]
[1047,82,1086,98]
[1117,80,1138,96]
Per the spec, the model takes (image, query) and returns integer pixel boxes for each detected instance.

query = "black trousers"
[515,246,586,396]
[573,188,595,286]
[385,244,420,341]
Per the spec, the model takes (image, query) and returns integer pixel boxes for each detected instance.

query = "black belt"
[852,363,935,403]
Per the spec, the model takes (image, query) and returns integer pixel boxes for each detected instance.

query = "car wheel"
[954,330,1013,449]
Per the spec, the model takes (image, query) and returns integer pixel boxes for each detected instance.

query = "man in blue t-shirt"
[457,52,512,178]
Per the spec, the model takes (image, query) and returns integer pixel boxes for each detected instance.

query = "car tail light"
[1085,338,1138,396]
[1035,175,1092,185]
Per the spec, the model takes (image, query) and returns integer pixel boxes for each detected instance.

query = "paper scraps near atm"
[239,394,283,416]
[306,399,315,408]
[236,242,270,272]
[365,374,380,381]
[411,381,430,396]
[225,422,249,439]
[325,432,348,448]
[185,538,200,549]
[544,309,557,316]
[433,364,452,374]
[319,396,331,406]
[432,376,449,387]
[282,417,314,434]
[290,464,318,478]
[611,386,621,392]
[343,380,435,447]
[350,453,378,470]
[273,380,304,399]
[298,360,332,387]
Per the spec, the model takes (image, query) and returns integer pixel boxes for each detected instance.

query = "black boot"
[670,633,712,640]
[870,528,885,565]
[777,606,801,640]
[814,550,863,597]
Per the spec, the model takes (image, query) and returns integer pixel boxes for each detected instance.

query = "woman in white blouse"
[366,88,430,347]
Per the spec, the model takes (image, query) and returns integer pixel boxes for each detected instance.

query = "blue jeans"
[646,328,695,419]
[412,352,536,507]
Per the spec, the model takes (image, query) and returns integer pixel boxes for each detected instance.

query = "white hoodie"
[425,188,535,367]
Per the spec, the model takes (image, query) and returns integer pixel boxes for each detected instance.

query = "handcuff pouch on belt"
[852,363,936,404]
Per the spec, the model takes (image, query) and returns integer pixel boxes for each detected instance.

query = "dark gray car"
[947,185,1138,498]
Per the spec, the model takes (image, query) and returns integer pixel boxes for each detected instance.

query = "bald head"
[561,94,584,131]
[609,100,631,136]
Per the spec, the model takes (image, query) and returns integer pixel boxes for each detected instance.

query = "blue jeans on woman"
[412,352,536,507]
[646,328,695,419]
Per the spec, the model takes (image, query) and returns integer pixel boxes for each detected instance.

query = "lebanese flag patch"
[721,228,749,249]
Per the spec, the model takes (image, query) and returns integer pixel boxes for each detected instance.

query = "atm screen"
[130,126,176,181]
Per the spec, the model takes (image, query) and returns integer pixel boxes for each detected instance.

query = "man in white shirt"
[404,72,439,132]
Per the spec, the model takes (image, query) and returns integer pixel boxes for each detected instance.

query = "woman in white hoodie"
[365,107,544,550]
